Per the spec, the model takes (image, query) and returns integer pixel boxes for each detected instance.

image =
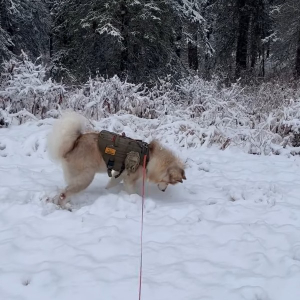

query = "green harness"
[98,130,149,178]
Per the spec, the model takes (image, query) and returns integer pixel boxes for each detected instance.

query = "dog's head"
[157,166,187,192]
[148,140,186,192]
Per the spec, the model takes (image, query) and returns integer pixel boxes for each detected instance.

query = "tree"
[236,0,273,78]
[172,0,213,74]
[50,0,209,84]
[271,0,300,78]
[235,0,251,78]
[205,0,273,80]
[0,0,50,65]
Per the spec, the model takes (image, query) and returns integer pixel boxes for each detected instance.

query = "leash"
[138,154,147,300]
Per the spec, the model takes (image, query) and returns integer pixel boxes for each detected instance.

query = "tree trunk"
[188,41,198,70]
[188,27,199,71]
[49,31,53,58]
[175,26,182,58]
[250,15,257,69]
[295,26,300,78]
[235,0,251,78]
[120,1,129,75]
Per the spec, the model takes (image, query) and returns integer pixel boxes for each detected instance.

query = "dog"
[47,111,186,207]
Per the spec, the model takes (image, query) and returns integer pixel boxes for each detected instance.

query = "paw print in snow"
[0,142,7,157]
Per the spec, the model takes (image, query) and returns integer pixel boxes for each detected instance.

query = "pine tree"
[271,0,300,78]
[50,0,209,83]
[0,0,50,65]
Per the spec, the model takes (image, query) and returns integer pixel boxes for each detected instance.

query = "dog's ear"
[168,166,186,184]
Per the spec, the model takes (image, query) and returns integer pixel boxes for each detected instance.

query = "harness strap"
[114,164,125,178]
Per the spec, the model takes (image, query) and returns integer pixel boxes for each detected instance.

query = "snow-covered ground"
[1,117,300,300]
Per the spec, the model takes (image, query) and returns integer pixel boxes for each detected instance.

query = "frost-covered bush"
[67,75,157,119]
[1,53,300,155]
[0,51,64,125]
[176,77,300,154]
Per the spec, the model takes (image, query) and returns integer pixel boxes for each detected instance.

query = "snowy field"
[1,116,300,300]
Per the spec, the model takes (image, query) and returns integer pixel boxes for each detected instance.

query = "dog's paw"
[49,194,60,205]
[63,202,73,212]
[47,194,72,211]
[104,182,112,190]
[124,186,137,195]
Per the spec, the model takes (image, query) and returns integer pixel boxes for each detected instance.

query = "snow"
[1,116,300,300]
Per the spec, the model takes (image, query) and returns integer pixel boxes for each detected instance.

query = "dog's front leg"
[124,183,137,195]
[105,172,123,189]
[123,176,137,195]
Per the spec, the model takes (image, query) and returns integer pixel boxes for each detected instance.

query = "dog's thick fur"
[47,112,186,207]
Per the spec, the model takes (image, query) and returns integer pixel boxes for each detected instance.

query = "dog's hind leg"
[58,170,95,207]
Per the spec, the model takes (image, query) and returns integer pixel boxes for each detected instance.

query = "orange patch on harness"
[105,147,116,155]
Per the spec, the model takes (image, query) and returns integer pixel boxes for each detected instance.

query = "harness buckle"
[107,159,114,177]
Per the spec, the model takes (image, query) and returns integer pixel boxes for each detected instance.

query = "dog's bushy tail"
[47,111,86,162]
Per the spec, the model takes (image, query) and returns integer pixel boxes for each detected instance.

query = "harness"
[98,130,149,178]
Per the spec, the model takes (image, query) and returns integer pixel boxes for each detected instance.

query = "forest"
[1,0,299,85]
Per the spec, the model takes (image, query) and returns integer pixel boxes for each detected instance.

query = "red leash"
[139,154,147,300]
